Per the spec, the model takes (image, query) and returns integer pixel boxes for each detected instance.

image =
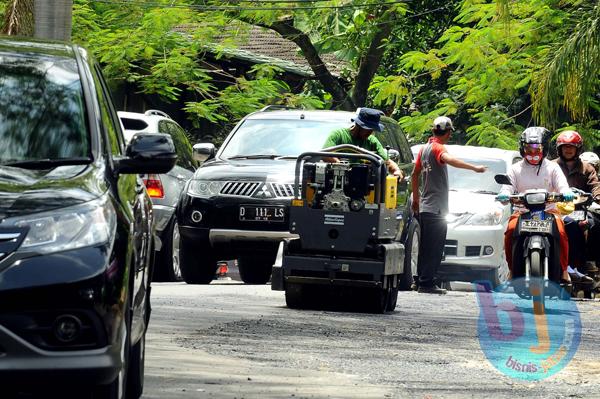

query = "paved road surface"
[143,281,600,398]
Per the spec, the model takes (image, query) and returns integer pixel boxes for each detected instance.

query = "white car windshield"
[220,119,348,159]
[449,157,506,194]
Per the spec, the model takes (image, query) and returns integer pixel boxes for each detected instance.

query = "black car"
[0,37,176,398]
[176,108,419,287]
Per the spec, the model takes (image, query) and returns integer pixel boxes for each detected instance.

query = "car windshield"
[449,157,506,194]
[220,119,348,159]
[0,53,90,165]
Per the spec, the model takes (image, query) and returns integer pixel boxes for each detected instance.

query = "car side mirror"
[494,174,512,185]
[116,133,177,174]
[193,143,216,163]
[387,148,400,163]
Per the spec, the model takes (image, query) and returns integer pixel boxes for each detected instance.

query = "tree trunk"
[34,0,73,41]
[352,10,396,108]
[1,0,34,36]
[254,19,355,111]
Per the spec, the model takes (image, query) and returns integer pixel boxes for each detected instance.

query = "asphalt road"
[142,281,600,399]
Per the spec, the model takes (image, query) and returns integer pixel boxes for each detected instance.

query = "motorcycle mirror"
[494,174,511,185]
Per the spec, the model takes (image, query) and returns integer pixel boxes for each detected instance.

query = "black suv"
[0,37,176,398]
[177,108,420,287]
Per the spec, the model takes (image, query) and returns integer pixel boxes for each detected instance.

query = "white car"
[411,144,521,287]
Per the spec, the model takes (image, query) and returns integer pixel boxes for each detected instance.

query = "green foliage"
[372,0,599,150]
[72,0,322,141]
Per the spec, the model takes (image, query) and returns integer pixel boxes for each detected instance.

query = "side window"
[375,121,399,155]
[166,122,195,169]
[93,64,124,156]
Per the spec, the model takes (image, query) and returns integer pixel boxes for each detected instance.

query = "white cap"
[580,151,599,166]
[433,116,455,132]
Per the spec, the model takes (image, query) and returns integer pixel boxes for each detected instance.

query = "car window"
[0,53,90,162]
[449,157,507,193]
[165,121,195,169]
[380,120,412,163]
[93,64,123,155]
[374,123,398,155]
[158,120,170,135]
[220,119,348,158]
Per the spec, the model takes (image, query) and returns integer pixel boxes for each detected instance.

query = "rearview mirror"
[494,174,512,185]
[116,133,177,174]
[387,148,400,163]
[193,143,216,163]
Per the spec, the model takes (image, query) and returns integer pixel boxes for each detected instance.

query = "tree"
[1,0,34,36]
[212,0,410,110]
[374,0,599,148]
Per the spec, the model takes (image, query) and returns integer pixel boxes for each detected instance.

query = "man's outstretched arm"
[440,152,487,173]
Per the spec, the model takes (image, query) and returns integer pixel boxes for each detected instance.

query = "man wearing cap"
[322,107,403,177]
[411,116,487,294]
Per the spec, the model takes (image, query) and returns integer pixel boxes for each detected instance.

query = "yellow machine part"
[385,175,398,209]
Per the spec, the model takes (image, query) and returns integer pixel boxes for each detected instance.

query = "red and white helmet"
[556,130,583,158]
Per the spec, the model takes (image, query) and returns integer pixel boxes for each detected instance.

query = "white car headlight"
[4,195,116,255]
[463,210,503,226]
[187,180,224,198]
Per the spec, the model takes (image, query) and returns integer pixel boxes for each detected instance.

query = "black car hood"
[0,164,104,220]
[194,158,297,182]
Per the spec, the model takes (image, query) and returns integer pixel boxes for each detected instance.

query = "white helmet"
[580,151,599,168]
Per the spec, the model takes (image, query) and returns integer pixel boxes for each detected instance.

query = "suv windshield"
[0,53,90,165]
[220,119,348,159]
[449,157,506,194]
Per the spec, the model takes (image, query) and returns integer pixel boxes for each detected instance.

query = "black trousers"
[565,212,600,269]
[417,212,447,286]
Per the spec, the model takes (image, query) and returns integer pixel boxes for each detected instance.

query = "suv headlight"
[463,210,503,226]
[187,180,224,198]
[4,195,116,255]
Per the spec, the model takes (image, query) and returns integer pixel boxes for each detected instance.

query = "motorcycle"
[564,190,600,299]
[495,175,575,313]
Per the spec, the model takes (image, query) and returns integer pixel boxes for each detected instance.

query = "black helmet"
[519,127,550,162]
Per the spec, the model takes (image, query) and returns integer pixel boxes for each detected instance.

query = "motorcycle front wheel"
[529,249,546,314]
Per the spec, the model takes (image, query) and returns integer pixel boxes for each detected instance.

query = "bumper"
[439,224,505,281]
[0,324,121,385]
[209,229,298,245]
[152,204,175,234]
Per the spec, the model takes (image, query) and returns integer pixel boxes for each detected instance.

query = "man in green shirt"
[322,107,403,177]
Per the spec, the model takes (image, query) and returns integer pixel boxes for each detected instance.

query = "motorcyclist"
[554,131,600,277]
[580,151,600,173]
[497,127,573,283]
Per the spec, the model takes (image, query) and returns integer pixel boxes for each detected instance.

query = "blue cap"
[352,107,384,132]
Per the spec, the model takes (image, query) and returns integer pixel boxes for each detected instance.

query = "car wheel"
[179,238,217,284]
[126,333,146,399]
[154,218,183,282]
[238,253,275,284]
[399,220,420,291]
[94,297,131,399]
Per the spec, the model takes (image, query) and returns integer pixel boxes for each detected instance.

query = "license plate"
[568,210,585,221]
[520,219,552,233]
[239,205,285,222]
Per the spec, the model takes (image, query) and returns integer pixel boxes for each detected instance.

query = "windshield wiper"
[227,154,284,160]
[1,157,92,169]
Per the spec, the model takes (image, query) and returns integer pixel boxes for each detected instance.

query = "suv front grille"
[219,181,294,198]
[221,181,260,196]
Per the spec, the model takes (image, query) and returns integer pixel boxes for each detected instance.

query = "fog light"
[191,210,203,223]
[53,315,82,343]
[483,246,494,255]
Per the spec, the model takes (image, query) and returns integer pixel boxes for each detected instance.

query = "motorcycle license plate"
[520,219,552,233]
[569,210,585,221]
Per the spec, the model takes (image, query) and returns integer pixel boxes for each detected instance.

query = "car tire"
[238,253,275,284]
[93,295,131,399]
[399,220,420,291]
[127,333,145,399]
[179,238,217,284]
[153,218,183,282]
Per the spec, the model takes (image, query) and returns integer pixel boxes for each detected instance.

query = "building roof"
[177,24,347,78]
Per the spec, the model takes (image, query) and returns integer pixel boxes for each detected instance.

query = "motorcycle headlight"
[187,180,224,198]
[525,192,546,205]
[463,210,503,226]
[4,195,116,255]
